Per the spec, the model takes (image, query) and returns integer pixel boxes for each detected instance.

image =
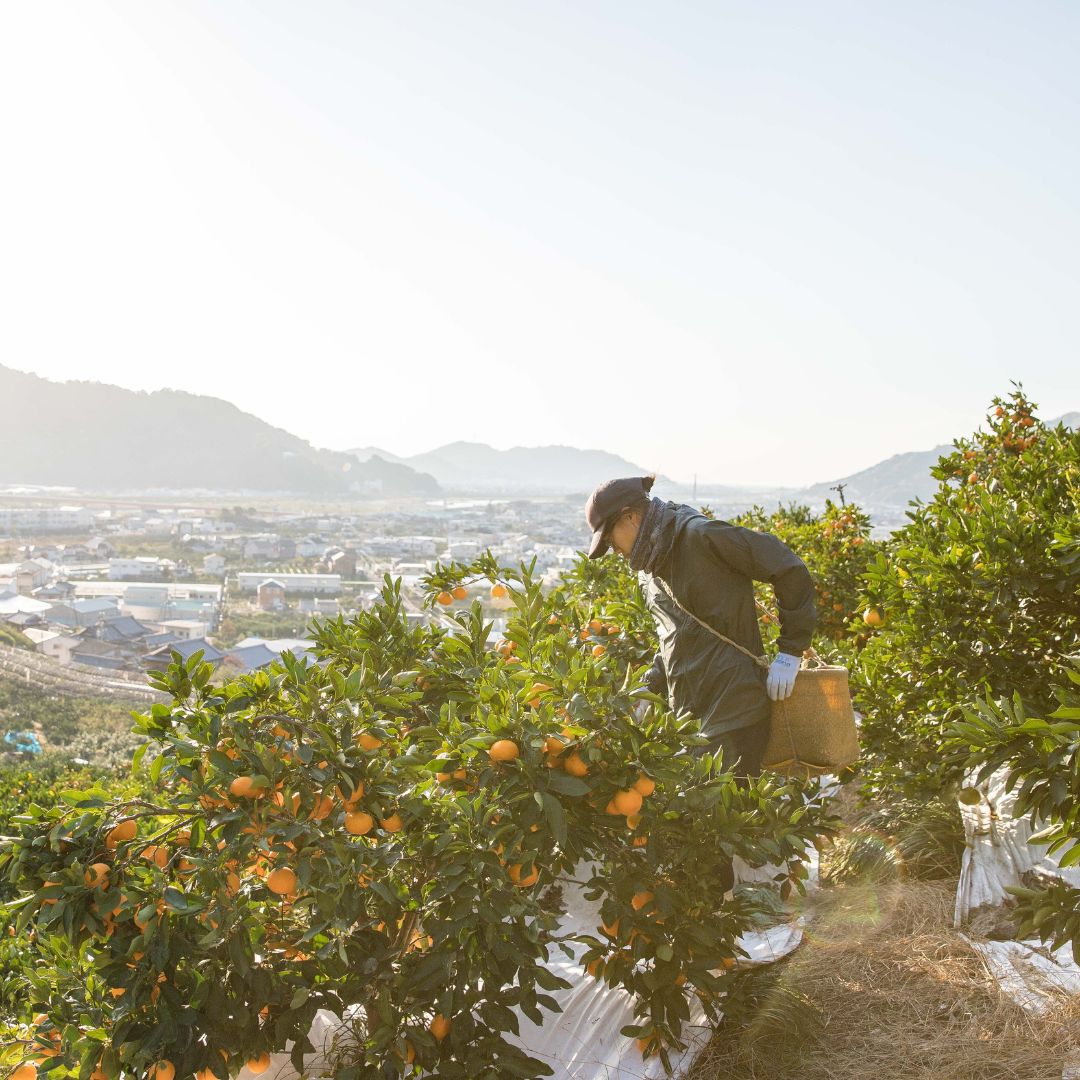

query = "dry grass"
[687,879,1080,1080]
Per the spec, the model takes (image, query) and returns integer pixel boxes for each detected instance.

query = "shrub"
[853,386,1079,801]
[0,559,837,1079]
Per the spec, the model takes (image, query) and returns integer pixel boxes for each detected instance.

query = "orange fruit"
[488,739,520,762]
[588,618,603,634]
[632,775,655,797]
[508,863,539,887]
[430,1013,452,1041]
[84,862,110,889]
[246,1054,271,1075]
[436,591,453,606]
[357,732,384,751]
[267,867,298,896]
[307,794,335,821]
[225,870,241,896]
[586,958,604,977]
[527,682,551,706]
[632,835,648,847]
[151,1063,175,1080]
[605,800,622,816]
[601,917,620,937]
[591,644,607,658]
[229,775,262,799]
[106,818,137,847]
[141,845,170,870]
[967,471,979,484]
[490,583,508,599]
[543,735,565,756]
[863,607,885,627]
[563,752,588,777]
[606,624,621,635]
[380,813,404,833]
[452,586,468,601]
[344,811,374,836]
[612,789,643,816]
[336,782,365,807]
[631,890,655,912]
[12,1067,38,1080]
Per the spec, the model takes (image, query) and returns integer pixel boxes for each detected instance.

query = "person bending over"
[583,475,816,779]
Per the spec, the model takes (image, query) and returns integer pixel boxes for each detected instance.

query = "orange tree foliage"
[730,501,882,653]
[0,557,836,1080]
[853,386,1080,802]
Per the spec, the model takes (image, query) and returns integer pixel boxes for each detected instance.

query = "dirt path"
[688,879,1079,1080]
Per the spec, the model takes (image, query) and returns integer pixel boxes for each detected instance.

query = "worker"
[584,474,816,779]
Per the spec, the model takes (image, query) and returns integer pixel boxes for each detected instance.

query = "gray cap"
[584,475,655,558]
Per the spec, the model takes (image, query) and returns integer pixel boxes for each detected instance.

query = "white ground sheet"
[954,765,1080,1079]
[238,848,817,1080]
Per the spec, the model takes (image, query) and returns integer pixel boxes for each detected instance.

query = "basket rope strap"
[654,578,769,670]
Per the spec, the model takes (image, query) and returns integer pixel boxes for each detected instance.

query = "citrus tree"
[851,386,1079,801]
[0,557,837,1080]
[731,501,882,653]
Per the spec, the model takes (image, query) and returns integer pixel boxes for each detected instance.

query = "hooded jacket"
[641,503,816,738]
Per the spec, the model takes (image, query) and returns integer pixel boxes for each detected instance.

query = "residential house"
[202,553,226,576]
[38,628,87,664]
[71,638,133,671]
[2,610,45,632]
[141,637,224,672]
[220,643,279,675]
[86,537,117,558]
[0,590,53,618]
[257,579,286,611]
[46,597,121,628]
[156,619,208,640]
[33,581,76,603]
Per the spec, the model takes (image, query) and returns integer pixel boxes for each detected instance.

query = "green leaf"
[545,772,590,797]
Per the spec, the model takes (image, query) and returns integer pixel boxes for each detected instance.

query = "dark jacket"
[642,504,816,738]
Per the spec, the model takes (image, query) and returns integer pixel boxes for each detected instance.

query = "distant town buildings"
[0,493,597,684]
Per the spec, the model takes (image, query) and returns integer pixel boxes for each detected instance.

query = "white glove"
[766,652,800,701]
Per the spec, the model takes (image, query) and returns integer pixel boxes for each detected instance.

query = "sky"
[1,1,1077,487]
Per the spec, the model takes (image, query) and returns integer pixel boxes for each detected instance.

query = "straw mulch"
[688,879,1080,1080]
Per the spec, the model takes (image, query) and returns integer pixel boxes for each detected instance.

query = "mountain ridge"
[0,365,439,496]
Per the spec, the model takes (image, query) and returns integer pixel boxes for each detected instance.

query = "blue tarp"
[3,730,42,754]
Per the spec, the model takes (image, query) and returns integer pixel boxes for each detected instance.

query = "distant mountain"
[351,454,439,497]
[798,411,1077,510]
[347,446,408,466]
[0,365,439,497]
[347,440,667,494]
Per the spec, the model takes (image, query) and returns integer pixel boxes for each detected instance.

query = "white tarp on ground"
[954,764,1080,927]
[239,850,817,1080]
[955,765,1080,1079]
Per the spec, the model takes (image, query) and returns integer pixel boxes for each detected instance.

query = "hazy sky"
[2,2,1077,486]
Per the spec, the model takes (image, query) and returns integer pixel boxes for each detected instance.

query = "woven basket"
[762,663,860,779]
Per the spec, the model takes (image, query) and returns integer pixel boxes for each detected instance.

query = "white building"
[0,505,94,533]
[109,556,175,580]
[236,572,340,595]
